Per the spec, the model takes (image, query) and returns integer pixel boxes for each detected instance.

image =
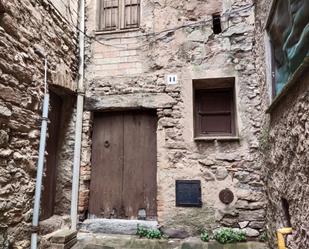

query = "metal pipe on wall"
[70,0,85,231]
[31,58,49,249]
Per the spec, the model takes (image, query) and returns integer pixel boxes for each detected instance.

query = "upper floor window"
[98,0,140,31]
[193,78,237,138]
[266,0,309,97]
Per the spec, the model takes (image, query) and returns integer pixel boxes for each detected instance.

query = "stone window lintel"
[95,27,141,36]
[194,136,240,142]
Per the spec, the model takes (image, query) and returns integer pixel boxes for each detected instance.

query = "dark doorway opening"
[281,198,292,227]
[41,92,63,220]
[212,14,222,34]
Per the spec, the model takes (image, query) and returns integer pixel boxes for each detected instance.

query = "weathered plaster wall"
[0,0,78,248]
[255,0,309,248]
[83,0,266,238]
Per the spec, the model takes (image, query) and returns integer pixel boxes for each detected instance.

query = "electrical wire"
[42,0,79,35]
[45,1,255,51]
[96,3,255,51]
[67,1,79,28]
[94,3,255,41]
[95,3,255,50]
[56,0,79,17]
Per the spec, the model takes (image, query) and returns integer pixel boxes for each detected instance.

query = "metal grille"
[176,180,202,207]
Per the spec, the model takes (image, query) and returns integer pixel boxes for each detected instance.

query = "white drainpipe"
[71,0,85,231]
[31,58,49,249]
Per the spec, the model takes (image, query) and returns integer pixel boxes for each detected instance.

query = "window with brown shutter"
[98,0,140,31]
[99,0,119,31]
[124,0,140,29]
[194,78,236,137]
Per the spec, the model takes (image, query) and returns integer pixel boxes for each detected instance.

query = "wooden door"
[89,111,157,219]
[41,92,62,220]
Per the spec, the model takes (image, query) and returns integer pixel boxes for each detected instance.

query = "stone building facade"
[255,0,309,249]
[80,0,266,238]
[0,0,307,248]
[0,0,79,248]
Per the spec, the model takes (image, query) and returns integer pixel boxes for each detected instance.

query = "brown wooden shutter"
[100,0,119,30]
[195,88,234,136]
[123,0,140,29]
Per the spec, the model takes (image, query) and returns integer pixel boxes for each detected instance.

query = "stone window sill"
[267,57,309,113]
[95,28,141,36]
[194,136,240,142]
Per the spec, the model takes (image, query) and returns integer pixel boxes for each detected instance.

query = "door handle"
[104,140,110,148]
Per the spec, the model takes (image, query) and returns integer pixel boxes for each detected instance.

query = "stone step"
[49,229,78,249]
[51,229,77,244]
[72,233,269,249]
[80,219,158,235]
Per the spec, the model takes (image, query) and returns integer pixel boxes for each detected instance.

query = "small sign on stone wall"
[167,74,178,85]
[176,180,202,207]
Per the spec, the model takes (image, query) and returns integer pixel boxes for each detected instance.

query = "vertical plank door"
[123,111,157,219]
[89,113,124,218]
[89,111,157,219]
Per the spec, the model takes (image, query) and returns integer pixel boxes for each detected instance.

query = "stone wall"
[255,0,309,248]
[83,0,266,238]
[0,0,78,248]
[266,74,309,249]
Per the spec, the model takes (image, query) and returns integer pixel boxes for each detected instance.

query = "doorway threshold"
[80,218,158,235]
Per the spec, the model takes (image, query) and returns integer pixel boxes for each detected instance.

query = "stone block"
[51,62,76,92]
[203,169,216,181]
[249,221,265,229]
[51,238,77,249]
[0,130,9,146]
[0,149,12,158]
[238,209,265,221]
[235,200,265,210]
[181,237,204,249]
[51,229,77,244]
[236,190,264,202]
[238,221,249,229]
[215,167,229,180]
[161,227,190,239]
[198,159,215,167]
[0,103,12,118]
[85,93,177,111]
[125,67,143,75]
[81,219,158,235]
[241,227,260,237]
[215,153,241,162]
[119,50,137,57]
[39,216,68,236]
